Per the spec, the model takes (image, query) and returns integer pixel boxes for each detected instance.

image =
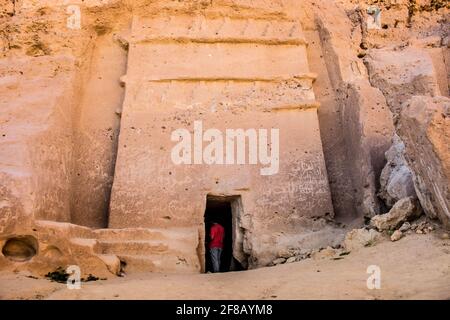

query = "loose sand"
[1,233,449,300]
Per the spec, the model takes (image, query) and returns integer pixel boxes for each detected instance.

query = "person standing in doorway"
[209,222,225,273]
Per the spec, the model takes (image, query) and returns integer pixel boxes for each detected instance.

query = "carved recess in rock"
[2,235,38,262]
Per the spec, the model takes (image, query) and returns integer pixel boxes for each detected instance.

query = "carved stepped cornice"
[130,15,308,47]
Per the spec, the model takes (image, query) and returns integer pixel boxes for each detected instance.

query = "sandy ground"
[0,233,449,300]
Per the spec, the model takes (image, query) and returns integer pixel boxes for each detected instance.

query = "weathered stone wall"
[109,6,334,267]
[0,55,79,228]
[1,0,449,276]
[70,26,129,229]
[304,0,395,219]
[398,96,450,227]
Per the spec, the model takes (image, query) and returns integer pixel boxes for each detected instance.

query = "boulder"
[390,230,403,242]
[365,47,441,116]
[397,96,450,228]
[343,228,383,251]
[277,249,295,259]
[399,222,411,232]
[286,257,296,264]
[379,135,416,207]
[371,197,422,231]
[272,258,286,266]
[312,246,339,260]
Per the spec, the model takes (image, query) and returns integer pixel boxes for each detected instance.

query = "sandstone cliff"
[0,0,448,277]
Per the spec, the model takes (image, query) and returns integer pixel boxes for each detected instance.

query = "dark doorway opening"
[204,196,246,273]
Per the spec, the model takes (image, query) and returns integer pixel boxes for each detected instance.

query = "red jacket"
[209,223,224,249]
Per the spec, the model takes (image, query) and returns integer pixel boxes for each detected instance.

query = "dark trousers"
[210,248,222,273]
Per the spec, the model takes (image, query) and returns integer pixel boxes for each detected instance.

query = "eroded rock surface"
[371,197,423,231]
[398,96,450,227]
[379,135,416,207]
[0,0,449,278]
[365,47,441,116]
[343,228,383,251]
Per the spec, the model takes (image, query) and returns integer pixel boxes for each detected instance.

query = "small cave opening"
[204,195,247,273]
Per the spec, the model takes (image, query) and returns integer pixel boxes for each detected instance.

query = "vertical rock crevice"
[304,26,358,221]
[70,26,130,228]
[305,1,395,221]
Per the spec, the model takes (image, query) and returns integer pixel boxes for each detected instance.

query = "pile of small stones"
[270,249,313,266]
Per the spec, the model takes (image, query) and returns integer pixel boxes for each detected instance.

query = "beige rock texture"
[0,0,449,291]
[397,96,450,227]
[0,55,78,228]
[343,228,384,251]
[390,230,403,242]
[108,4,336,268]
[304,0,396,219]
[365,46,442,116]
[0,219,201,277]
[371,197,423,231]
[0,220,117,278]
[2,233,450,300]
[379,134,416,207]
[340,81,394,218]
[356,0,450,229]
